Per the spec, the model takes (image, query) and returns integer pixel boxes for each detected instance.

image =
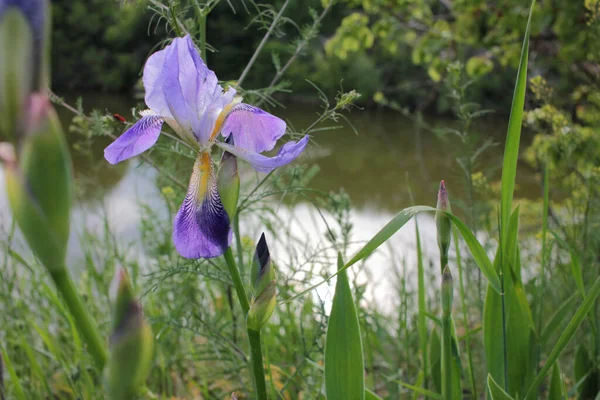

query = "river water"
[0,94,541,312]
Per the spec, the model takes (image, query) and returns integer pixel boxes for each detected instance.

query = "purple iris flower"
[104,35,308,259]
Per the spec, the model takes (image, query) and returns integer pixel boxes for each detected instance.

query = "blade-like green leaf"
[525,275,600,399]
[488,374,516,400]
[574,344,599,399]
[444,213,500,293]
[0,346,26,400]
[549,231,585,297]
[415,220,428,382]
[365,389,383,400]
[548,363,566,400]
[499,0,535,263]
[396,380,444,400]
[325,253,364,400]
[429,329,442,394]
[540,294,577,344]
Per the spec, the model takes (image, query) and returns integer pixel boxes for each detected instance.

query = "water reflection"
[1,94,540,310]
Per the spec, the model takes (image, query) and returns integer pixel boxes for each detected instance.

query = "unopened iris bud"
[247,280,276,332]
[435,180,452,271]
[250,233,275,296]
[247,234,276,331]
[217,135,240,221]
[0,0,49,140]
[441,265,454,317]
[106,268,154,400]
[2,94,72,272]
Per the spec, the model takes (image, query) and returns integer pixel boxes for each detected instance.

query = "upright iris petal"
[173,152,232,258]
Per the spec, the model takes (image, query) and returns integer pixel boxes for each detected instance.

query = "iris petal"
[104,113,163,164]
[216,135,309,174]
[220,103,286,153]
[173,152,232,258]
[142,35,237,145]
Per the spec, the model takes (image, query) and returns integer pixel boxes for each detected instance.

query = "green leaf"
[444,213,501,293]
[549,231,585,297]
[574,345,599,399]
[429,329,442,394]
[499,0,535,264]
[540,294,577,344]
[0,345,27,400]
[365,389,383,400]
[415,220,428,382]
[325,253,365,400]
[525,275,600,399]
[488,374,516,400]
[548,363,566,400]
[395,380,443,400]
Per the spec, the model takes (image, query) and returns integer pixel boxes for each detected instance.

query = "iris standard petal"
[220,103,287,153]
[104,112,163,165]
[216,135,309,174]
[142,35,237,145]
[173,152,232,258]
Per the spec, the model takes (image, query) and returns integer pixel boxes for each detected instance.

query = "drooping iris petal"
[104,112,163,165]
[173,152,232,258]
[142,35,236,145]
[220,103,287,153]
[216,135,309,174]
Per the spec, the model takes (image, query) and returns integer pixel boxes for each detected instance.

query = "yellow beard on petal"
[208,96,243,143]
[194,151,212,202]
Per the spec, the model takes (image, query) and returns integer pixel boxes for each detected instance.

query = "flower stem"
[441,314,453,400]
[224,247,250,314]
[223,247,268,399]
[50,271,108,369]
[248,329,268,400]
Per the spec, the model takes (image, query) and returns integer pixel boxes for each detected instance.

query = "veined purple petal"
[216,135,309,174]
[220,103,287,153]
[104,112,163,164]
[142,35,236,145]
[173,152,232,258]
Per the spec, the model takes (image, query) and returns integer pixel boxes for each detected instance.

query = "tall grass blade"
[365,388,383,400]
[549,231,585,297]
[548,363,567,400]
[524,275,600,399]
[395,380,444,400]
[488,374,515,400]
[325,254,365,400]
[415,220,428,385]
[429,329,442,394]
[540,294,577,345]
[499,0,535,262]
[574,345,599,399]
[0,347,26,400]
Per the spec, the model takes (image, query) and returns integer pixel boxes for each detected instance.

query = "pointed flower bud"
[441,265,454,317]
[250,233,274,296]
[2,94,72,272]
[217,135,240,221]
[0,0,50,140]
[435,180,452,271]
[106,268,154,400]
[247,234,276,331]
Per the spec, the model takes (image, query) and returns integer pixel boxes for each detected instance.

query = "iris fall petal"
[104,113,163,164]
[173,152,232,258]
[216,135,309,174]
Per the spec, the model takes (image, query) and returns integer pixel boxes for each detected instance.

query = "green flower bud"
[435,180,452,271]
[2,94,72,272]
[247,234,277,331]
[247,280,276,332]
[0,0,50,140]
[106,268,154,400]
[441,265,454,317]
[250,233,274,296]
[217,136,240,221]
